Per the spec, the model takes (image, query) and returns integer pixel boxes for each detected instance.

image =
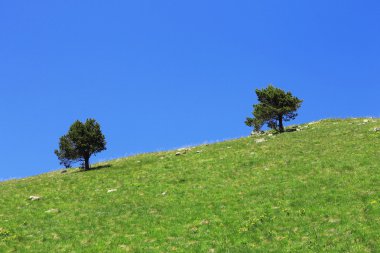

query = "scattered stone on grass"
[250,131,264,136]
[162,191,167,196]
[196,150,203,153]
[29,196,41,201]
[363,118,376,123]
[295,125,309,131]
[255,138,266,143]
[374,127,380,132]
[176,148,191,155]
[107,189,117,193]
[119,245,131,251]
[45,209,60,214]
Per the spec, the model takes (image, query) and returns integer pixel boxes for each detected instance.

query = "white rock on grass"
[107,189,117,193]
[251,131,264,136]
[29,196,41,201]
[176,148,191,156]
[177,147,190,151]
[45,209,60,214]
[374,127,380,132]
[255,138,266,143]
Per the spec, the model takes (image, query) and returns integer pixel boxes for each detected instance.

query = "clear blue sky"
[1,1,379,180]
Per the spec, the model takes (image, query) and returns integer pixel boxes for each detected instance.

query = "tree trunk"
[84,155,90,171]
[278,115,284,133]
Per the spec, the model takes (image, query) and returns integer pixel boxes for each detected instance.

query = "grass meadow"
[1,118,380,252]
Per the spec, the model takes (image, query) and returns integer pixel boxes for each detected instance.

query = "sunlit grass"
[1,118,380,252]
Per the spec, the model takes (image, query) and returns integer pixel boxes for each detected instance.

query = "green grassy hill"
[1,118,380,252]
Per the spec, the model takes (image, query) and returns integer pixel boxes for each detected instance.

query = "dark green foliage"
[54,119,106,170]
[246,85,302,132]
[245,117,264,133]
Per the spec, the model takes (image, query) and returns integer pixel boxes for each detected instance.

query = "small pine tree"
[54,119,106,170]
[245,85,302,133]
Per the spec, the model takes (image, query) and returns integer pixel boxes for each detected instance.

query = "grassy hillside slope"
[1,118,380,252]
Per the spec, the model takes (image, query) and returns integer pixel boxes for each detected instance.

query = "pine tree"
[246,85,302,133]
[54,119,106,170]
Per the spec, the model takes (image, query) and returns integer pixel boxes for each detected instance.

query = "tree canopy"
[54,119,106,170]
[246,85,302,133]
